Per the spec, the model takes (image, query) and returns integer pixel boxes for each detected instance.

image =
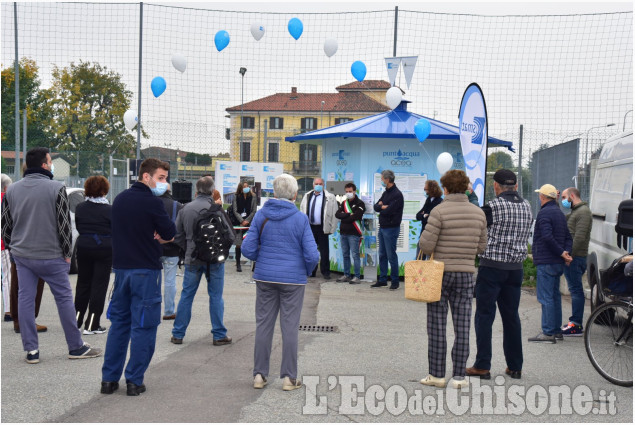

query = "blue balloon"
[288,18,303,40]
[351,61,366,82]
[214,30,230,52]
[414,118,432,142]
[151,76,166,98]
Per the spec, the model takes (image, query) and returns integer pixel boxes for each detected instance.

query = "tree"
[486,151,514,171]
[41,61,139,176]
[184,152,212,165]
[1,58,50,151]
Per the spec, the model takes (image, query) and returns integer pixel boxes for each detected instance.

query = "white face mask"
[345,192,355,200]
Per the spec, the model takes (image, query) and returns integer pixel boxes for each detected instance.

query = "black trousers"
[310,224,330,277]
[74,247,112,331]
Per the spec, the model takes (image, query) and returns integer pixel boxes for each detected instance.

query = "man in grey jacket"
[1,147,102,364]
[170,176,232,346]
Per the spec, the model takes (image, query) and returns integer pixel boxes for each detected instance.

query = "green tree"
[41,61,139,176]
[184,152,211,165]
[486,151,514,171]
[1,58,50,150]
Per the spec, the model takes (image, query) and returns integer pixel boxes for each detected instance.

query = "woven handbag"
[404,252,444,302]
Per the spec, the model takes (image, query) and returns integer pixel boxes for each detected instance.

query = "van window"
[590,163,633,214]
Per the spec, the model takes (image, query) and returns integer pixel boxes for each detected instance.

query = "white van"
[587,130,633,310]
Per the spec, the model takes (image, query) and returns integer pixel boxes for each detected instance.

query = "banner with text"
[458,83,488,206]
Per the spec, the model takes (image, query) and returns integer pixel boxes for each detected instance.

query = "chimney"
[291,87,297,93]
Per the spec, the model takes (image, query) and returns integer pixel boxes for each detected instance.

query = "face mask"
[345,192,355,200]
[243,187,250,194]
[465,190,471,196]
[381,181,387,188]
[561,199,571,209]
[314,185,323,193]
[151,181,168,196]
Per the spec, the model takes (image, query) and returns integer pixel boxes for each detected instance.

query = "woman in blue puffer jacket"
[242,173,319,392]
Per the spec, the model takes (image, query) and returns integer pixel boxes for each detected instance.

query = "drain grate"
[299,324,339,333]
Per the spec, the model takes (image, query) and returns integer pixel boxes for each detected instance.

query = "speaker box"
[172,180,192,204]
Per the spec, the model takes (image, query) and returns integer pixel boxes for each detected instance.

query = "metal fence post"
[14,2,20,181]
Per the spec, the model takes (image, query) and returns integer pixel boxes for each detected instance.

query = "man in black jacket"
[335,183,366,284]
[372,170,404,290]
[159,185,183,320]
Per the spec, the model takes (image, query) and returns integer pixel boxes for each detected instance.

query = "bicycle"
[584,295,633,387]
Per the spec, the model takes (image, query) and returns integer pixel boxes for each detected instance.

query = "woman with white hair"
[242,174,319,391]
[1,173,13,321]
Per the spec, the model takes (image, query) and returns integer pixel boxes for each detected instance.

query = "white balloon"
[323,38,338,57]
[436,152,454,175]
[123,109,138,131]
[385,87,402,109]
[171,54,187,73]
[250,23,265,41]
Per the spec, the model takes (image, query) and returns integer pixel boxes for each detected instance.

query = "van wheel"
[69,246,78,274]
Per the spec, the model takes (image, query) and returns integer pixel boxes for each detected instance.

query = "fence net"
[1,2,632,206]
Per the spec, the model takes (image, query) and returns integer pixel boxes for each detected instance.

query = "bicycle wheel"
[585,301,633,387]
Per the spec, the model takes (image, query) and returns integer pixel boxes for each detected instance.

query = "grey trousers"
[253,281,305,379]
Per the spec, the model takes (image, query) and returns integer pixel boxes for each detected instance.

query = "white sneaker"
[420,375,446,388]
[282,377,302,391]
[253,373,267,389]
[82,329,95,335]
[451,378,469,389]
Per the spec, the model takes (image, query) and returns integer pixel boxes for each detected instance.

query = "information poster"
[373,173,427,219]
[215,161,284,198]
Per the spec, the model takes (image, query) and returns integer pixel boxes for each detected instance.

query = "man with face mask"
[335,183,366,284]
[560,187,592,337]
[299,177,337,279]
[101,158,176,397]
[2,148,102,364]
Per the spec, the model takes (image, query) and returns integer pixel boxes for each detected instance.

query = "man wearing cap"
[529,184,573,344]
[560,187,592,337]
[466,170,533,380]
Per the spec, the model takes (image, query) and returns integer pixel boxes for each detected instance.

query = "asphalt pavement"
[1,264,632,423]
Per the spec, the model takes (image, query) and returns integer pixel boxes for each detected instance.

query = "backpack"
[191,201,235,264]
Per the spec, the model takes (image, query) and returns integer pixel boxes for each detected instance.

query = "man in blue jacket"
[530,184,572,344]
[101,158,176,396]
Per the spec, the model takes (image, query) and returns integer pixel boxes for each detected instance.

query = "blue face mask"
[314,185,323,193]
[243,187,250,194]
[151,181,168,197]
[381,181,387,188]
[561,199,571,209]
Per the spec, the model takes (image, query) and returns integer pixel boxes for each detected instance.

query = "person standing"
[418,170,487,389]
[372,170,404,290]
[1,147,102,364]
[101,158,176,396]
[415,179,443,259]
[159,183,183,320]
[466,170,533,381]
[529,184,573,344]
[1,173,13,321]
[299,177,337,280]
[170,176,232,347]
[335,183,366,284]
[231,180,257,272]
[242,174,319,391]
[560,187,592,336]
[74,176,113,335]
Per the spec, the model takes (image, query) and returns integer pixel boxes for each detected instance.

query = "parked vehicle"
[587,130,633,310]
[66,187,85,274]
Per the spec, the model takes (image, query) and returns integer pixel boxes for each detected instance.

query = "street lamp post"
[585,123,615,167]
[239,67,247,161]
[623,110,633,131]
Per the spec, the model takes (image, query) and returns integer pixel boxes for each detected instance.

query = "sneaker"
[451,377,469,389]
[555,333,563,341]
[282,377,302,391]
[253,373,267,389]
[561,322,584,337]
[528,333,556,344]
[336,275,350,283]
[420,375,446,388]
[68,343,103,359]
[91,326,107,334]
[4,313,13,322]
[370,282,388,288]
[26,350,40,364]
[349,277,361,284]
[389,284,400,291]
[82,329,94,335]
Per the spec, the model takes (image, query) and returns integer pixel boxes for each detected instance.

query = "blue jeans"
[378,226,400,285]
[536,263,564,335]
[102,268,162,386]
[341,234,361,278]
[563,256,587,326]
[160,256,179,316]
[172,263,227,340]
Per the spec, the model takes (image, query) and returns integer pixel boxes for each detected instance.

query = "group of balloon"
[123,17,435,144]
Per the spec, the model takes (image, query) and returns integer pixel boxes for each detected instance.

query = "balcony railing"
[292,161,321,174]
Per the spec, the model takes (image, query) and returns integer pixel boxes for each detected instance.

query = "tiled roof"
[226,91,390,113]
[335,80,392,91]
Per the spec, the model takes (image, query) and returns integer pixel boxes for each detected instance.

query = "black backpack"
[191,201,235,264]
